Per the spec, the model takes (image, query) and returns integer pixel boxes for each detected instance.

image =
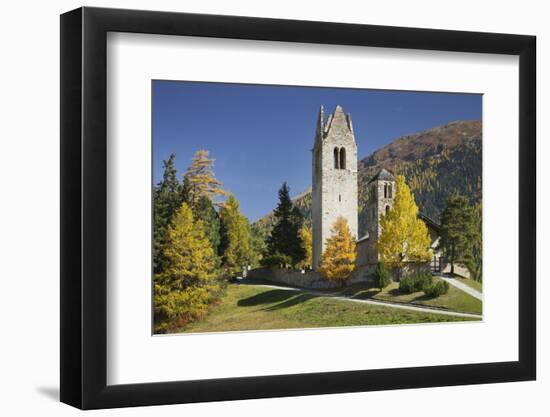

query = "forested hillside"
[255,120,482,237]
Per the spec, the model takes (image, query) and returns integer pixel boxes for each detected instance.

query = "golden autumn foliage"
[299,225,312,269]
[378,175,432,269]
[184,150,228,205]
[319,217,357,282]
[219,195,251,274]
[154,202,219,333]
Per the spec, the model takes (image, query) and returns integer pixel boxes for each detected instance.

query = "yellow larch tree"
[299,225,312,269]
[153,202,218,333]
[219,195,251,274]
[378,175,432,271]
[184,150,228,205]
[319,217,357,284]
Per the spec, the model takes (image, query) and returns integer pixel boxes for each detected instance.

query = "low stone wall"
[247,265,374,289]
[441,262,471,279]
[388,262,431,281]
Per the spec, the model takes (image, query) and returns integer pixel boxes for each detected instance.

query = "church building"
[311,105,358,270]
[311,105,441,273]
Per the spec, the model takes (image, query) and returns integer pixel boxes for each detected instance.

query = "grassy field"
[335,277,482,315]
[175,283,479,334]
[455,277,483,292]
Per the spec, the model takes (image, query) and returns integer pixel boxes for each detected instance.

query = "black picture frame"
[60,6,536,410]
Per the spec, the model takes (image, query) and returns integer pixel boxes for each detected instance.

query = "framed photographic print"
[60,6,536,410]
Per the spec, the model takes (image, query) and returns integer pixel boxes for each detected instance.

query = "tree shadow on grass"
[264,294,319,311]
[337,284,381,299]
[387,288,402,297]
[237,289,297,307]
[412,293,437,302]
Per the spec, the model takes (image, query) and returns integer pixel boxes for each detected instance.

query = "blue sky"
[153,81,481,222]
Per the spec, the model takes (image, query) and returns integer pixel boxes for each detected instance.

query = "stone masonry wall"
[247,266,374,290]
[312,105,358,270]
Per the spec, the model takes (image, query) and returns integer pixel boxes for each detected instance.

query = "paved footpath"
[436,275,483,301]
[240,280,482,319]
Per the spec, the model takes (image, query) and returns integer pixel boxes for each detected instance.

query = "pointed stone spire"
[327,105,351,134]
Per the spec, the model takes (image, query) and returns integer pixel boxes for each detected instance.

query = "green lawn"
[335,277,482,315]
[455,277,483,293]
[174,283,479,334]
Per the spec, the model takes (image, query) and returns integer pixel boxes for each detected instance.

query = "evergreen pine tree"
[192,195,221,258]
[439,193,475,275]
[462,202,482,282]
[153,154,182,273]
[373,260,390,289]
[267,182,305,267]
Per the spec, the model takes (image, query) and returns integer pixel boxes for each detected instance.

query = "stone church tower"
[312,105,358,270]
[366,169,396,263]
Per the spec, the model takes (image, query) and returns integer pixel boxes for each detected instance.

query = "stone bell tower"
[312,105,358,270]
[366,168,396,264]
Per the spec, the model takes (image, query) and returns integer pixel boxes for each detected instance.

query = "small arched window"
[338,194,341,202]
[339,147,346,169]
[384,184,388,198]
[385,205,390,215]
[333,147,339,169]
[388,183,393,199]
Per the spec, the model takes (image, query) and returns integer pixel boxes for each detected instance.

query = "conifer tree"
[153,203,218,332]
[373,260,390,289]
[267,182,305,267]
[184,150,228,205]
[319,217,357,284]
[192,195,221,258]
[248,223,267,268]
[378,175,432,271]
[153,154,182,273]
[179,174,192,205]
[439,193,475,275]
[462,202,482,282]
[219,195,251,274]
[299,225,313,269]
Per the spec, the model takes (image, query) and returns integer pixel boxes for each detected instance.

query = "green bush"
[399,276,416,294]
[261,252,292,268]
[424,280,450,298]
[416,273,433,292]
[398,272,433,294]
[373,261,391,289]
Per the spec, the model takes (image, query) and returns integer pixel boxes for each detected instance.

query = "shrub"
[399,276,416,294]
[416,273,433,292]
[261,252,292,268]
[373,261,391,289]
[424,280,450,298]
[398,272,433,294]
[153,283,221,333]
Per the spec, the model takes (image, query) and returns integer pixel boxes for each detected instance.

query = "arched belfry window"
[388,183,393,198]
[339,147,346,169]
[384,184,388,198]
[333,147,339,169]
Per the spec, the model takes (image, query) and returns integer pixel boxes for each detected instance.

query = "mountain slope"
[255,120,482,237]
